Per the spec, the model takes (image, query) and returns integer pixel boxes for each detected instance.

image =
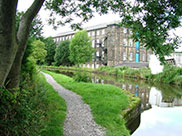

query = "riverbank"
[42,70,140,136]
[42,64,182,87]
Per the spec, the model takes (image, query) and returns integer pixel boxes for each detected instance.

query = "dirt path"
[42,72,105,136]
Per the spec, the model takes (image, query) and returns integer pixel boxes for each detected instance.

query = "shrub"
[73,70,91,82]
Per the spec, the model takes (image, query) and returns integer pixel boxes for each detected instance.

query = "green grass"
[42,70,131,136]
[39,73,66,136]
[0,73,66,136]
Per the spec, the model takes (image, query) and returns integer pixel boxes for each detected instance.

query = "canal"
[57,70,182,135]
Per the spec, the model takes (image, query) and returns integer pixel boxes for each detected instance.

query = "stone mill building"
[53,22,152,68]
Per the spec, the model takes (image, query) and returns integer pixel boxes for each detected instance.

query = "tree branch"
[17,0,45,45]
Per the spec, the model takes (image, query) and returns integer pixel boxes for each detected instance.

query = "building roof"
[55,20,120,37]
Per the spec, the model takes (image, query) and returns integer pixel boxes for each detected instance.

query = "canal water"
[58,70,182,135]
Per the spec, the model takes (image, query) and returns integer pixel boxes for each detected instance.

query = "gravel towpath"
[42,72,105,136]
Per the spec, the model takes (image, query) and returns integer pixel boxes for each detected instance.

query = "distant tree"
[69,30,94,65]
[43,37,56,65]
[54,40,73,66]
[31,40,47,65]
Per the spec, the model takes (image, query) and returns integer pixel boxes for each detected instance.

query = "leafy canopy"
[120,0,182,62]
[43,37,57,65]
[44,0,182,63]
[31,40,47,64]
[69,30,95,65]
[54,40,73,66]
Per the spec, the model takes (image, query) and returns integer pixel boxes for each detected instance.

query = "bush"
[73,70,91,82]
[0,87,41,136]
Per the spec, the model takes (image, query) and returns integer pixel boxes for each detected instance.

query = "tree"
[0,0,182,88]
[69,30,94,65]
[43,37,57,65]
[31,40,47,64]
[54,40,73,66]
[16,11,44,39]
[121,0,182,62]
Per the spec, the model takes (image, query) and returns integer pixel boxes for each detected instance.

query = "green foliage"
[16,11,43,38]
[54,40,73,66]
[43,37,57,65]
[69,30,95,65]
[21,37,37,85]
[31,40,47,65]
[0,73,66,136]
[73,70,91,82]
[121,0,182,63]
[43,70,131,136]
[153,64,182,85]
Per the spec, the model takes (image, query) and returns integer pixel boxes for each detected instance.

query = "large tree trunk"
[0,0,18,87]
[5,0,45,88]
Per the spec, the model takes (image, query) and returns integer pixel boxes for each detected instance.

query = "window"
[102,51,104,58]
[142,53,145,61]
[129,39,133,47]
[123,28,127,34]
[102,29,105,35]
[147,53,150,61]
[129,53,133,61]
[123,38,127,46]
[97,30,100,36]
[96,51,99,57]
[87,64,90,68]
[92,31,95,36]
[88,32,90,37]
[97,39,100,47]
[102,38,105,47]
[123,52,126,61]
[92,40,95,48]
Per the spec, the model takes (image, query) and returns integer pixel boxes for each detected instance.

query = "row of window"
[96,51,105,57]
[88,29,105,37]
[92,39,105,48]
[54,34,74,43]
[123,38,134,47]
[123,28,132,34]
[122,52,150,61]
[54,27,132,43]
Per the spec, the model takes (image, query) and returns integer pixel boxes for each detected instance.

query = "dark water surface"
[58,71,182,136]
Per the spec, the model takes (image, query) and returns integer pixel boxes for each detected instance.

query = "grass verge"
[42,70,138,136]
[39,73,66,136]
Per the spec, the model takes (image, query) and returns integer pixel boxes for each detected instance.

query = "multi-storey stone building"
[53,22,152,68]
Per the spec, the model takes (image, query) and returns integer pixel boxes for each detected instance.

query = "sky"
[17,0,182,51]
[17,0,120,37]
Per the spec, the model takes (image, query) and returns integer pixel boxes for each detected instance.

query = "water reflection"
[57,71,182,135]
[90,74,182,135]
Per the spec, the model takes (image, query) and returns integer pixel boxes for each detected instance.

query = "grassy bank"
[97,65,182,86]
[0,73,66,136]
[43,70,140,136]
[43,64,182,86]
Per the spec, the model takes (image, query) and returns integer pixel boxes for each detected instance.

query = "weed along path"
[42,72,105,136]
